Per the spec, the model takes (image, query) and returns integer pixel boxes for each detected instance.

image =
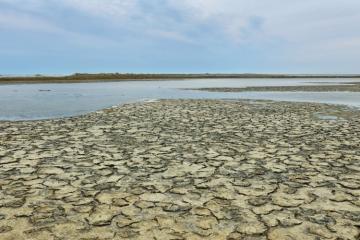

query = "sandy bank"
[186,82,360,92]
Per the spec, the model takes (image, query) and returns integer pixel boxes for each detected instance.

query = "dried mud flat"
[0,99,360,240]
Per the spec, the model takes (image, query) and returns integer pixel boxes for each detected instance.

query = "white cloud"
[168,0,360,43]
[59,0,138,19]
[1,0,360,60]
[0,10,60,32]
[146,29,195,44]
[0,10,122,49]
[0,0,46,11]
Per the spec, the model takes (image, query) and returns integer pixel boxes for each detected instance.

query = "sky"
[1,0,360,74]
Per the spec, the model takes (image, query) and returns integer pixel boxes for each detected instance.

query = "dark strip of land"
[1,73,360,84]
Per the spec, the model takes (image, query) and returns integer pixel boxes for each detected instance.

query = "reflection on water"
[314,113,341,121]
[0,78,359,120]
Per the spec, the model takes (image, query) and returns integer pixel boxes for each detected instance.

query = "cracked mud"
[0,100,360,239]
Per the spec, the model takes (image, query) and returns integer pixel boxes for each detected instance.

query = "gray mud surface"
[187,82,360,92]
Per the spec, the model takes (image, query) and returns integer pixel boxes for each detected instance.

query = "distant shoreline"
[186,81,360,93]
[1,73,360,84]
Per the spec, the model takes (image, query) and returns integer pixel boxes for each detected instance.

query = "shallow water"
[0,78,359,120]
[314,113,341,121]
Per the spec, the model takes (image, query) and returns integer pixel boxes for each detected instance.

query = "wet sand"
[0,100,360,239]
[187,82,360,92]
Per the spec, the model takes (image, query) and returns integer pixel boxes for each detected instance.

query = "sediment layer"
[0,100,360,239]
[187,82,360,92]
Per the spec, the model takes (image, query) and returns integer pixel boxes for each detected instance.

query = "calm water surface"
[1,78,360,120]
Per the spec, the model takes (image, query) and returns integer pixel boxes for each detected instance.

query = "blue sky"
[1,0,360,74]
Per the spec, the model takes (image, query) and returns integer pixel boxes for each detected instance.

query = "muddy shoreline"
[1,100,360,239]
[186,82,360,93]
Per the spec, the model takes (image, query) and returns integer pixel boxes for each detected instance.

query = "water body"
[0,78,360,120]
